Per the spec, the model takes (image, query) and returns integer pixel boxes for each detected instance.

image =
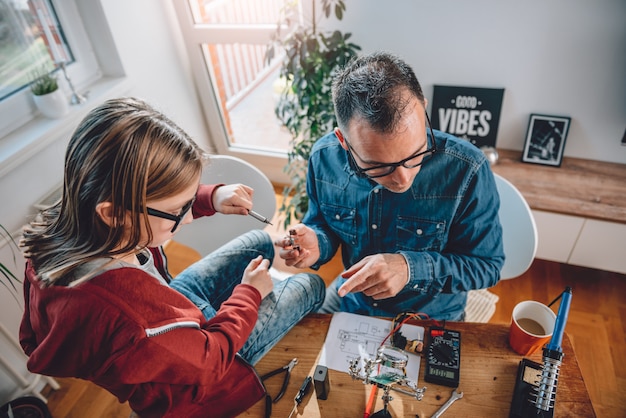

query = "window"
[0,0,68,100]
[173,0,292,184]
[0,0,100,137]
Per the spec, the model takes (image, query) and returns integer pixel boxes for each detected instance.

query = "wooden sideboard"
[492,150,626,274]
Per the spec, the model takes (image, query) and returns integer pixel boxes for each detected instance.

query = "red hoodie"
[19,184,266,417]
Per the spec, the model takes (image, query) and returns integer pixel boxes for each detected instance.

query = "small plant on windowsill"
[29,69,69,119]
[266,0,361,228]
[30,71,59,96]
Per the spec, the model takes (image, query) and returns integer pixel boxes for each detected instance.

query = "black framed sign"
[431,85,505,148]
[522,114,571,167]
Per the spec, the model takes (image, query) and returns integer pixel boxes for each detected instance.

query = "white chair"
[465,173,538,322]
[494,173,538,280]
[173,155,276,256]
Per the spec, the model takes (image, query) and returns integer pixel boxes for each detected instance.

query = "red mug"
[509,300,556,356]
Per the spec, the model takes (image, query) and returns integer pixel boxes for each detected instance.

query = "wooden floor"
[41,249,626,417]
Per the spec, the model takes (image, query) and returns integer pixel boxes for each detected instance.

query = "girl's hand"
[241,255,273,299]
[213,184,254,215]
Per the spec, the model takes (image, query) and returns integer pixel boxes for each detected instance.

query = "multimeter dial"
[428,338,459,366]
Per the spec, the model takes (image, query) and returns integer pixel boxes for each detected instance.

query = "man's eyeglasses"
[146,197,195,233]
[343,112,437,179]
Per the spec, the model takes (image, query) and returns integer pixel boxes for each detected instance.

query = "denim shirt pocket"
[321,203,357,245]
[396,216,445,251]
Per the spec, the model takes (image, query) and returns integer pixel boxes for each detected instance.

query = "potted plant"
[0,225,52,416]
[0,223,20,296]
[30,70,68,119]
[0,225,55,416]
[266,0,360,228]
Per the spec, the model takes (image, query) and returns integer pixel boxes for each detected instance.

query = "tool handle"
[274,371,290,403]
[295,376,312,404]
[546,287,572,352]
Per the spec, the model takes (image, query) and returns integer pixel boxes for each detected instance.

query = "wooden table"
[240,314,594,417]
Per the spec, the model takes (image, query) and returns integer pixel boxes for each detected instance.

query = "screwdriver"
[288,375,312,418]
[248,209,273,225]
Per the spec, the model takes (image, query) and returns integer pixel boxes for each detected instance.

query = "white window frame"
[172,0,289,185]
[0,0,129,179]
[0,0,100,136]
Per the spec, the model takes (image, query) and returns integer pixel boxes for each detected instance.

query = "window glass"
[189,0,284,25]
[200,41,288,151]
[0,0,101,138]
[0,0,71,101]
[174,0,292,185]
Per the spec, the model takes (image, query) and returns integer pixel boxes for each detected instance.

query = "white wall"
[98,0,211,147]
[336,0,626,164]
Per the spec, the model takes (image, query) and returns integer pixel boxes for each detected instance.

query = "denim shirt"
[302,129,504,320]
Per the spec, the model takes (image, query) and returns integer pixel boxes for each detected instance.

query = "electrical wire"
[386,312,430,352]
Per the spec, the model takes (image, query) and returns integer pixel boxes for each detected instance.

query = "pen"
[248,209,273,225]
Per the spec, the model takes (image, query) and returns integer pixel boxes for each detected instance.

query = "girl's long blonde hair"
[22,97,207,285]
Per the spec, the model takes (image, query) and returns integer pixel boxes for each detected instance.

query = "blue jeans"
[169,230,325,365]
[319,276,466,321]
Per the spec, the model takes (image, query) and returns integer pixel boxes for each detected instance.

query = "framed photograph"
[522,114,571,167]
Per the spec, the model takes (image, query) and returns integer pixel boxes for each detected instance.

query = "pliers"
[261,357,298,403]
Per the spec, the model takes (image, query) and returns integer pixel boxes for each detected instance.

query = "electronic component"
[391,331,424,354]
[288,229,301,251]
[313,365,330,400]
[424,327,461,387]
[390,313,424,354]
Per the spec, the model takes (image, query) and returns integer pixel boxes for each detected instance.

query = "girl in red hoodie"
[20,97,324,417]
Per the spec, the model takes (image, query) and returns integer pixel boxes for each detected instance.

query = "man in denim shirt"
[275,52,504,321]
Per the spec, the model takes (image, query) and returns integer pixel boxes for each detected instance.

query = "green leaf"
[335,4,343,20]
[0,223,22,295]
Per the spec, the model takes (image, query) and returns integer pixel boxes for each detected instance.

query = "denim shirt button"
[371,224,378,230]
[416,228,423,235]
[372,302,378,307]
[335,214,341,220]
[374,189,380,193]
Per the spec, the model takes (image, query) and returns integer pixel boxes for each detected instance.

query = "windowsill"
[0,76,132,179]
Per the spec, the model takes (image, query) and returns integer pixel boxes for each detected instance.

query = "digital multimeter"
[424,327,461,387]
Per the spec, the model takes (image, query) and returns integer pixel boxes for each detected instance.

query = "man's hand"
[212,184,254,215]
[273,224,320,269]
[338,254,408,299]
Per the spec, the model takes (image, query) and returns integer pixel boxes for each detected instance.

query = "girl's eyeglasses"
[146,197,195,233]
